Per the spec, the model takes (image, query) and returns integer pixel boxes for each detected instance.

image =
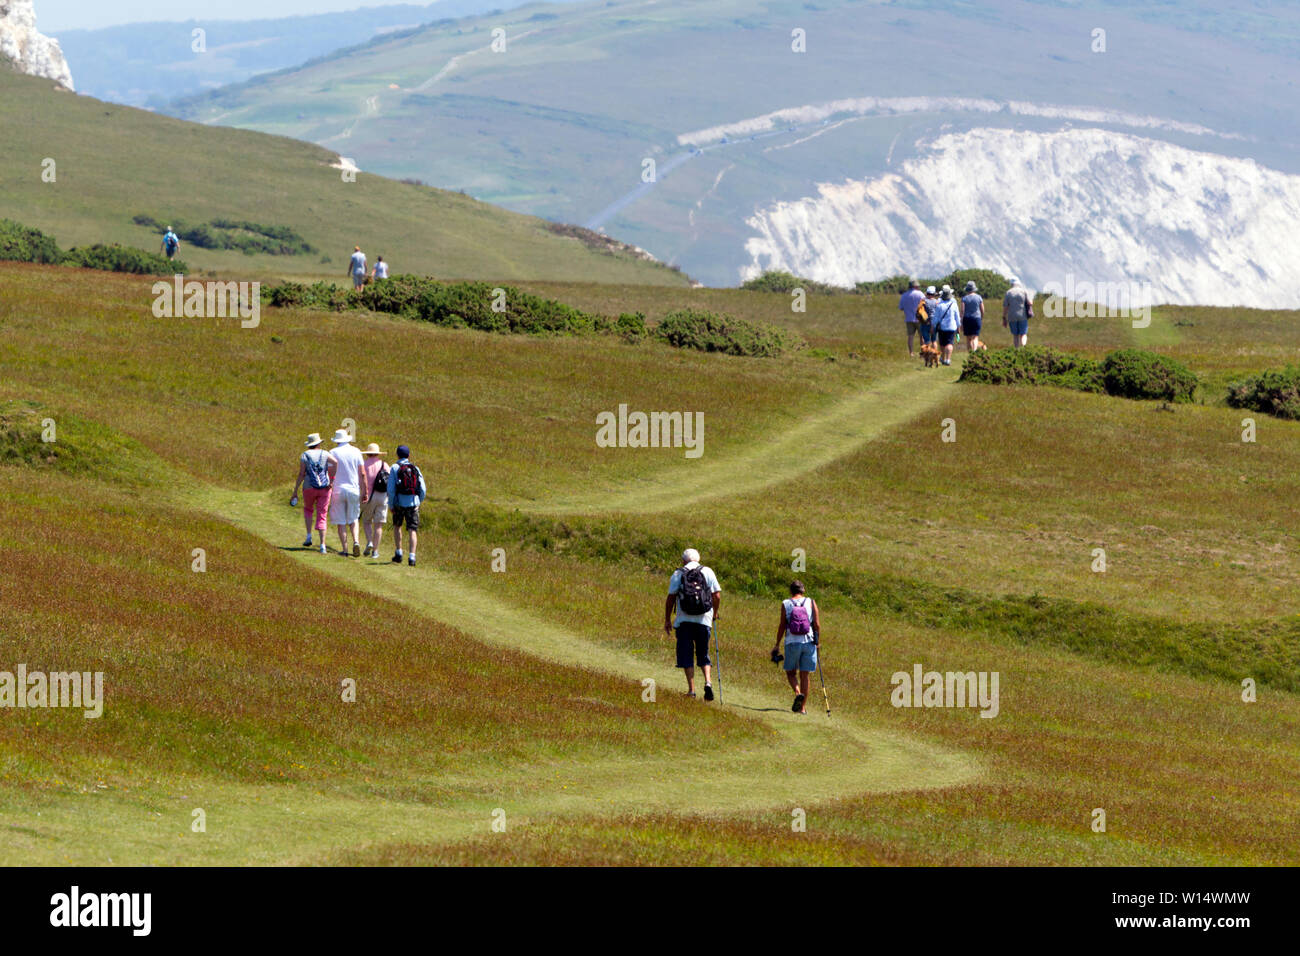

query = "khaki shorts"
[360,493,388,525]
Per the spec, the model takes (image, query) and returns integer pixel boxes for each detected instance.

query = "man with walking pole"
[664,548,722,701]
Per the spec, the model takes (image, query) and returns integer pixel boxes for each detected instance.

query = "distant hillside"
[0,68,687,285]
[165,0,1300,296]
[54,0,583,109]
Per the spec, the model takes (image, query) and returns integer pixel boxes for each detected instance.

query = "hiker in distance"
[1003,276,1033,347]
[664,548,722,700]
[161,226,180,261]
[772,580,821,714]
[349,246,367,290]
[291,432,336,553]
[932,285,962,366]
[387,444,426,567]
[328,429,367,557]
[898,279,926,357]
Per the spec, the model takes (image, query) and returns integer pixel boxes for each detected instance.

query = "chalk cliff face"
[743,127,1300,309]
[0,1,73,89]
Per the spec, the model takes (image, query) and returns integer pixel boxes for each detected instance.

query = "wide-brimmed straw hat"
[331,428,352,444]
[304,432,323,447]
[361,442,383,456]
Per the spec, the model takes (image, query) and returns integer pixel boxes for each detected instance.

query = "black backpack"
[394,461,420,497]
[677,566,712,615]
[372,464,389,496]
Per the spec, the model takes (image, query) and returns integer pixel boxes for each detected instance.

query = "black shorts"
[937,329,957,347]
[391,504,420,530]
[675,622,712,668]
[962,316,982,336]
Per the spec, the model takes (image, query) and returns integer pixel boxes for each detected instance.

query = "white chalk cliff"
[0,1,73,89]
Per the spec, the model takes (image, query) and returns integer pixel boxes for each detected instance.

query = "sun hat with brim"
[926,286,937,295]
[361,442,383,456]
[304,433,323,447]
[331,428,352,444]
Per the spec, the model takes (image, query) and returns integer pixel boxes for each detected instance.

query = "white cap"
[682,548,700,564]
[1009,275,1021,286]
[925,285,937,295]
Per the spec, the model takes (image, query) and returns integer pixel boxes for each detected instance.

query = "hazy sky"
[41,1,430,32]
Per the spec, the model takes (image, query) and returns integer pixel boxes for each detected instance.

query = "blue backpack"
[303,451,331,489]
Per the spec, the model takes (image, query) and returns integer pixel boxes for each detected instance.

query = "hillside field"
[0,261,1297,864]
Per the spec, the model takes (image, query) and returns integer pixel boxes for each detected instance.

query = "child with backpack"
[291,433,337,553]
[772,580,821,714]
[663,548,722,700]
[385,444,426,567]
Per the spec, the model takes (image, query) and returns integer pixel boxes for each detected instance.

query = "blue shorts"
[918,322,934,344]
[937,328,957,348]
[783,641,817,672]
[1008,319,1028,336]
[675,622,711,668]
[962,316,982,336]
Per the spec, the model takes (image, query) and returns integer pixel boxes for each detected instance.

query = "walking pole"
[712,618,722,705]
[815,636,830,718]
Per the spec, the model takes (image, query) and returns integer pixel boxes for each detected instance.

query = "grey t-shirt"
[1004,286,1032,322]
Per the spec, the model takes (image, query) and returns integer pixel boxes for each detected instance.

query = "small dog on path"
[920,341,940,367]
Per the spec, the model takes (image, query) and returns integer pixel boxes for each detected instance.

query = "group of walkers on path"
[291,431,426,566]
[664,549,823,715]
[899,277,1034,361]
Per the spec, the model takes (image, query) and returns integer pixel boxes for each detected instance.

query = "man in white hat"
[328,427,366,556]
[663,548,722,700]
[358,442,390,558]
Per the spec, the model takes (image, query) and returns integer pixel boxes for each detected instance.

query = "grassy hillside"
[163,0,1300,285]
[1,260,1298,864]
[0,69,686,285]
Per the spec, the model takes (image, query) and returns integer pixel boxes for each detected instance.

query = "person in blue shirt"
[386,444,426,566]
[932,285,962,366]
[161,228,180,260]
[898,279,926,357]
[348,246,368,290]
[961,281,984,351]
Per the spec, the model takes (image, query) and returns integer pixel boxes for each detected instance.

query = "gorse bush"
[854,268,1012,300]
[1225,366,1300,420]
[961,346,1198,402]
[62,244,184,275]
[134,214,315,256]
[0,219,63,264]
[653,308,806,357]
[741,270,844,295]
[959,346,1105,393]
[261,279,805,356]
[1102,349,1198,403]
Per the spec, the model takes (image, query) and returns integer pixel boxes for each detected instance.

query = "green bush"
[415,282,608,335]
[1102,349,1198,403]
[653,308,806,357]
[946,268,1011,302]
[1226,366,1300,420]
[742,270,843,295]
[62,244,185,275]
[616,312,648,341]
[0,219,63,264]
[958,346,1105,393]
[134,214,315,256]
[853,274,915,296]
[355,274,438,315]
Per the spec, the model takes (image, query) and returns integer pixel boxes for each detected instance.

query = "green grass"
[3,262,1299,865]
[0,69,687,286]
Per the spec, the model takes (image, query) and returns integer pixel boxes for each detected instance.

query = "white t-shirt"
[668,562,722,627]
[373,261,389,279]
[782,596,817,644]
[331,443,365,494]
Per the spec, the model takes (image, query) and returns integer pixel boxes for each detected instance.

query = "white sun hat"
[331,428,352,444]
[304,432,323,447]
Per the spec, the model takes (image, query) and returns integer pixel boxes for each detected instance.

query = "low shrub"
[62,244,185,275]
[1102,348,1198,403]
[0,219,63,264]
[1226,366,1300,420]
[742,270,844,295]
[653,308,806,357]
[959,346,1105,392]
